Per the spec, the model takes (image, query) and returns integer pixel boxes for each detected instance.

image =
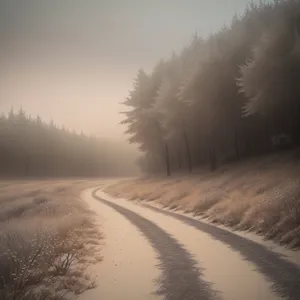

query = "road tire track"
[92,188,219,300]
[142,203,300,300]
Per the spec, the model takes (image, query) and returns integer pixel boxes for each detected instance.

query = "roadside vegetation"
[105,148,300,249]
[0,180,103,300]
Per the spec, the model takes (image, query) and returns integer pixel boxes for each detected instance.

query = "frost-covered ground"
[0,179,104,300]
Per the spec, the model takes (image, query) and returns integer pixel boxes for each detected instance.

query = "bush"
[0,180,102,299]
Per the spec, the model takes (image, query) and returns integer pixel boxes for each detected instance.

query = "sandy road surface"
[80,186,300,300]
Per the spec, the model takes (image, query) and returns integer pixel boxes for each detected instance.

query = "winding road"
[80,185,300,300]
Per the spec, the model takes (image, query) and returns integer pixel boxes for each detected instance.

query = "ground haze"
[1,1,300,300]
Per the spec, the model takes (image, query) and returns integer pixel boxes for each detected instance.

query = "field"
[105,149,300,249]
[0,179,103,300]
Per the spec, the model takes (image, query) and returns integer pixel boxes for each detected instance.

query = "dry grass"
[0,179,103,300]
[105,149,300,249]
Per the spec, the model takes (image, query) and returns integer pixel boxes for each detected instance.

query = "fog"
[0,0,253,140]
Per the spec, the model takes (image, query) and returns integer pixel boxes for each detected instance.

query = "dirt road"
[80,186,300,300]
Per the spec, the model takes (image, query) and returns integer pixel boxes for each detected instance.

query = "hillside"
[105,148,300,249]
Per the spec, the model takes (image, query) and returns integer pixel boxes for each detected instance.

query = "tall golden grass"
[105,150,300,248]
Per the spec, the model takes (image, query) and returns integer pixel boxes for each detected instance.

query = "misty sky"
[0,0,258,139]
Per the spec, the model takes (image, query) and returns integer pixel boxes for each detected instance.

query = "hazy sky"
[0,0,257,139]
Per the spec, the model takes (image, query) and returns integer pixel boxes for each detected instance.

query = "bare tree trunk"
[164,142,171,176]
[233,126,240,161]
[297,105,300,144]
[183,129,192,173]
[151,118,171,176]
[232,94,241,161]
[209,146,216,171]
[264,118,270,152]
[208,136,216,171]
[177,149,182,170]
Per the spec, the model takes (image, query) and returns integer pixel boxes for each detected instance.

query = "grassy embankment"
[0,180,103,300]
[105,149,300,249]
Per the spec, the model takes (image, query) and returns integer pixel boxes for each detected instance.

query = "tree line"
[0,109,137,177]
[122,0,300,175]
